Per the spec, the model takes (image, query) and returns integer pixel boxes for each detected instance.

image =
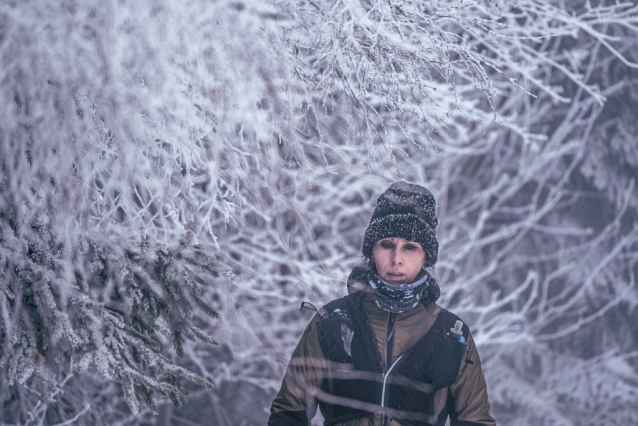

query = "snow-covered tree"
[1,0,637,424]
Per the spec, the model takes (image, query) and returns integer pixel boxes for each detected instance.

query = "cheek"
[409,253,426,270]
[372,249,390,270]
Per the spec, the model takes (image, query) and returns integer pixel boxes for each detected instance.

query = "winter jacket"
[268,274,496,426]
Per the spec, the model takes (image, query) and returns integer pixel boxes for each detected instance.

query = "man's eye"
[404,244,417,251]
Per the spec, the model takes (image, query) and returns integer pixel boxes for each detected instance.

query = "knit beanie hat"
[362,182,439,267]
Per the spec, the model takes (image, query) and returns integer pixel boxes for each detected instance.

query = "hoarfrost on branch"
[1,0,637,424]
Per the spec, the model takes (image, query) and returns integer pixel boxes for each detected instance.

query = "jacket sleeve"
[447,333,496,426]
[268,314,325,426]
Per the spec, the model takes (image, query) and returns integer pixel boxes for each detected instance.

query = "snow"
[1,0,637,424]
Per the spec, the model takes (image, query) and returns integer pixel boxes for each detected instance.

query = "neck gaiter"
[368,270,435,313]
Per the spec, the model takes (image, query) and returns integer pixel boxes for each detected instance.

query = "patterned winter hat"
[362,182,439,267]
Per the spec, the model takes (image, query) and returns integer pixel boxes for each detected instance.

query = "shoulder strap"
[316,292,382,371]
[396,309,469,390]
[316,295,353,363]
[316,292,384,425]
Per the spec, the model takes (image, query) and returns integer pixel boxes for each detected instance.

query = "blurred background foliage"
[0,0,637,424]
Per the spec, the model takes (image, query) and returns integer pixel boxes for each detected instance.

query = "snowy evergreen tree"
[1,0,637,424]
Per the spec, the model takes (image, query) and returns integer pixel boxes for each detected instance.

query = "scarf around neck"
[368,269,437,313]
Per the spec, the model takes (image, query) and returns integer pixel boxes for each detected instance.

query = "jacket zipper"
[381,313,397,426]
[381,354,403,407]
